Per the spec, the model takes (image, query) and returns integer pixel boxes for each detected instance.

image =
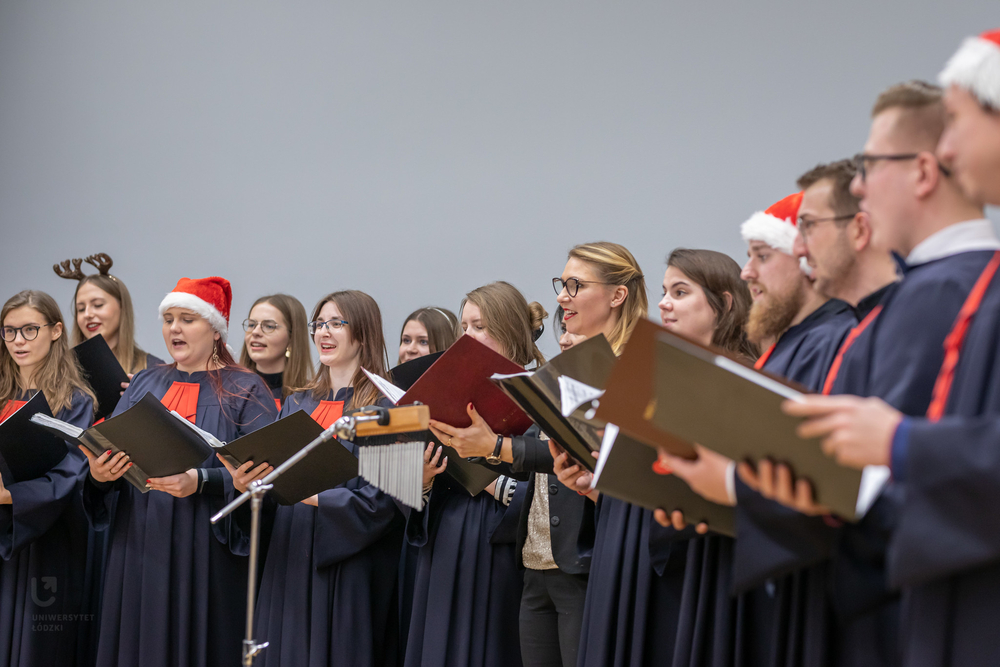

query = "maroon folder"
[399,335,533,437]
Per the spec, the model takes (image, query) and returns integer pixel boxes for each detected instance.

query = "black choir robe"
[403,456,524,666]
[737,250,1000,666]
[0,390,94,667]
[725,298,853,667]
[252,388,404,667]
[886,253,1000,666]
[83,364,277,667]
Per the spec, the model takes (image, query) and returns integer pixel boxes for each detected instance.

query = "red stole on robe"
[310,401,344,429]
[927,250,1000,421]
[0,400,27,424]
[161,382,200,424]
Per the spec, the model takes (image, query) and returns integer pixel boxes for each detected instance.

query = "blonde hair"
[1,291,96,415]
[567,242,647,355]
[461,282,547,368]
[305,290,390,409]
[239,294,314,398]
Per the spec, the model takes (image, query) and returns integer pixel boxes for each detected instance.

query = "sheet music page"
[363,368,405,405]
[29,413,84,439]
[558,376,605,417]
[855,465,891,516]
[591,423,619,487]
[170,410,226,448]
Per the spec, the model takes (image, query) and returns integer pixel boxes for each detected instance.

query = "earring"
[212,346,221,366]
[285,348,291,358]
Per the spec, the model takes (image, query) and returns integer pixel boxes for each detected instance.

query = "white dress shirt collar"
[906,219,1000,266]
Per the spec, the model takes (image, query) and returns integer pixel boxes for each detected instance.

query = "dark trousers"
[518,568,589,667]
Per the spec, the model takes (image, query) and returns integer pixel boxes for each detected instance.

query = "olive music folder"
[593,318,697,459]
[645,326,864,519]
[597,318,865,520]
[215,410,359,505]
[30,391,217,493]
[592,425,735,536]
[73,334,130,420]
[0,392,73,484]
[491,335,616,472]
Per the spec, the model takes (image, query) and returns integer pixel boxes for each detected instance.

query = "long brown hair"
[666,249,758,361]
[399,307,461,359]
[567,242,647,355]
[0,291,97,414]
[306,290,390,409]
[239,294,314,398]
[461,282,547,368]
[55,255,151,374]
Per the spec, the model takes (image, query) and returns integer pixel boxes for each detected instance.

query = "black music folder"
[492,335,616,472]
[216,410,359,505]
[73,334,130,420]
[390,352,444,391]
[0,392,72,484]
[31,391,217,493]
[593,426,735,536]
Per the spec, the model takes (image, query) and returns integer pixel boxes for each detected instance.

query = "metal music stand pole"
[210,408,389,666]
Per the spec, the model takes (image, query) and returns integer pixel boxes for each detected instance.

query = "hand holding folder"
[368,336,533,496]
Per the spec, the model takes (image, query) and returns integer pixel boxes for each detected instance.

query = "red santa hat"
[740,191,804,255]
[158,276,232,343]
[939,29,1000,110]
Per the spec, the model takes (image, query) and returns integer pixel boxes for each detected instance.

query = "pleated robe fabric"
[886,258,1000,666]
[403,470,524,667]
[252,389,405,667]
[0,390,94,667]
[83,365,277,667]
[711,298,853,667]
[576,497,688,667]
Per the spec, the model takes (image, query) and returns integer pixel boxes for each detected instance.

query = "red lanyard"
[927,251,1000,421]
[821,305,883,396]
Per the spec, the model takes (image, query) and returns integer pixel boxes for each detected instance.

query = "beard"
[746,278,807,345]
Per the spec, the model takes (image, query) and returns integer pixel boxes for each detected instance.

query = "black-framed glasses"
[242,318,282,334]
[1,323,52,342]
[852,152,952,182]
[308,318,349,335]
[798,214,855,237]
[552,277,613,298]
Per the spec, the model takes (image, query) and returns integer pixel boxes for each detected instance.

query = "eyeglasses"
[797,214,855,237]
[1,323,52,342]
[242,319,282,335]
[852,152,952,182]
[552,277,613,298]
[308,318,350,335]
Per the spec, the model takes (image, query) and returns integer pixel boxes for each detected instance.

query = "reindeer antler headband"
[53,253,117,282]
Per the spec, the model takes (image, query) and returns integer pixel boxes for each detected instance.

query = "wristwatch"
[486,434,504,465]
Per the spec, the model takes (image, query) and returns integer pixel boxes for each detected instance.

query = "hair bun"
[527,301,548,332]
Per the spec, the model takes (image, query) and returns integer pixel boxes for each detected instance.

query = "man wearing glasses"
[779,77,999,665]
[780,32,1000,665]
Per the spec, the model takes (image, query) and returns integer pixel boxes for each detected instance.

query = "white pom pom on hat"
[939,28,1000,110]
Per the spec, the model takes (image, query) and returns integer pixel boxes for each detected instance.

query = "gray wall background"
[1,1,997,363]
